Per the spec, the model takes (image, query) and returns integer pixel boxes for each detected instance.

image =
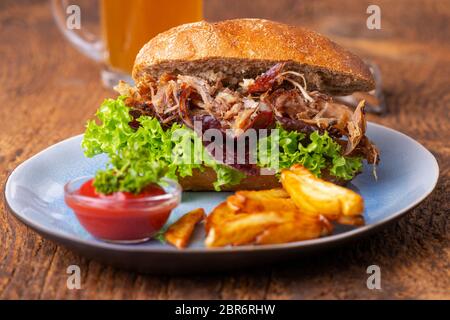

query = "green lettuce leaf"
[258,125,363,180]
[83,97,362,194]
[82,97,244,193]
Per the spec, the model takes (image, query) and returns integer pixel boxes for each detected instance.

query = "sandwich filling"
[83,63,379,191]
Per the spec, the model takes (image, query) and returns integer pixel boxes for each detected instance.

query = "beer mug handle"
[51,0,104,62]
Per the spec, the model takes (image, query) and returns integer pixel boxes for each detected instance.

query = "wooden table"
[0,0,448,299]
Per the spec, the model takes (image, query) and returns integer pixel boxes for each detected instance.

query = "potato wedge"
[205,203,289,247]
[227,188,297,213]
[228,188,289,208]
[281,165,364,222]
[234,188,291,199]
[256,214,333,245]
[204,201,236,233]
[165,208,205,249]
[204,165,365,247]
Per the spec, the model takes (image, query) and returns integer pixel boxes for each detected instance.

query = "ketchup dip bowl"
[64,176,181,243]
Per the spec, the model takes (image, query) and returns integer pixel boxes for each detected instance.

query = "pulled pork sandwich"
[83,19,379,192]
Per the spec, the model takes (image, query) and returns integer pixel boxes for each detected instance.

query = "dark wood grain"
[0,0,449,299]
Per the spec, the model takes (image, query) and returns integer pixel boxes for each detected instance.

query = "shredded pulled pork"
[115,63,379,165]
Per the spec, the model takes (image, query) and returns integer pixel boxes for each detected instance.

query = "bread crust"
[133,19,374,95]
[179,168,280,191]
[179,167,346,191]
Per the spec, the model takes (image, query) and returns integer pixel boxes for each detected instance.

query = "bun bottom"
[179,168,280,191]
[179,167,347,191]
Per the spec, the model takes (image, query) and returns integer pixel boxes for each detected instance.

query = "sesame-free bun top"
[133,19,375,95]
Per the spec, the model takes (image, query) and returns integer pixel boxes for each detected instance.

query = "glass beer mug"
[51,0,203,88]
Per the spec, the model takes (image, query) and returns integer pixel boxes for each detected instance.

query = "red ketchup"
[65,179,179,243]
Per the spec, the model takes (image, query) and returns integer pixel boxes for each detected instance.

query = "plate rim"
[4,122,440,254]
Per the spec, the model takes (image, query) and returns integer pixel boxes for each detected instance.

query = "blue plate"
[4,123,439,273]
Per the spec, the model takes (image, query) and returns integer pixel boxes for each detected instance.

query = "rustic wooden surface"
[0,0,449,299]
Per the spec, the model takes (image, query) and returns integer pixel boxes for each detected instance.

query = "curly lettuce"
[83,97,244,193]
[257,125,363,181]
[83,97,362,194]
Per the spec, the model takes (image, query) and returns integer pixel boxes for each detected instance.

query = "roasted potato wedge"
[203,165,365,248]
[204,201,236,233]
[227,188,296,213]
[205,203,289,247]
[234,188,290,199]
[256,214,333,245]
[281,165,364,222]
[228,188,289,207]
[165,208,205,249]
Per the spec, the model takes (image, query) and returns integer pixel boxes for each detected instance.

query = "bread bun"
[179,167,346,191]
[179,167,280,191]
[133,18,374,95]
